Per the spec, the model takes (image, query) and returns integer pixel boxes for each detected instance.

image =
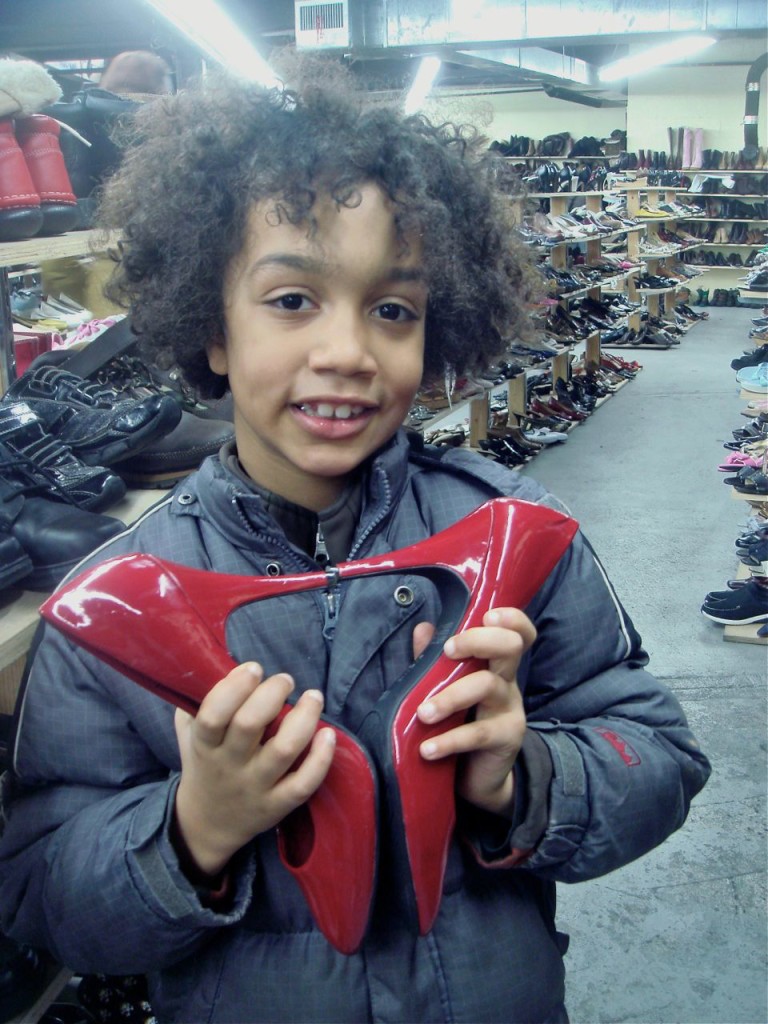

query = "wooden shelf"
[0,488,164,714]
[685,193,766,199]
[0,229,120,269]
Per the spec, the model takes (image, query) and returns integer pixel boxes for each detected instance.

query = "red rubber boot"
[0,118,42,241]
[14,114,79,235]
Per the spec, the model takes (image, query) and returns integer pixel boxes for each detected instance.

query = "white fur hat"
[0,58,62,118]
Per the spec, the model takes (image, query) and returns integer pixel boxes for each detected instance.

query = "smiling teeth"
[303,403,365,419]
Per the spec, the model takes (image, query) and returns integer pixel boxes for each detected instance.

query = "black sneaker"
[0,443,126,591]
[0,401,126,512]
[701,578,768,624]
[730,343,768,371]
[4,364,182,468]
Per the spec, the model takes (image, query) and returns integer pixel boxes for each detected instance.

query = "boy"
[0,63,710,1023]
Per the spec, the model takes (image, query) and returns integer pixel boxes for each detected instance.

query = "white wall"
[424,89,625,148]
[425,37,767,157]
[626,38,768,155]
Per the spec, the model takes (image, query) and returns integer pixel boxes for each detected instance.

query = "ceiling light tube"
[404,57,442,115]
[142,0,282,87]
[599,35,717,82]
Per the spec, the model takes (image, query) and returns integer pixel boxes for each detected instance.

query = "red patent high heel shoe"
[40,549,378,956]
[356,497,577,934]
[40,497,577,949]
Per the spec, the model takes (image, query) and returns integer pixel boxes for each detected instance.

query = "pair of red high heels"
[41,498,577,954]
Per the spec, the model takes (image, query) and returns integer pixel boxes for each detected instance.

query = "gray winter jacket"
[0,431,710,1023]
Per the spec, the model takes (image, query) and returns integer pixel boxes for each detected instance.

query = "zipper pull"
[322,566,340,641]
[314,524,330,568]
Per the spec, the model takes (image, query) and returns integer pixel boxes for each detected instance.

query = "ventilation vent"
[295,1,349,49]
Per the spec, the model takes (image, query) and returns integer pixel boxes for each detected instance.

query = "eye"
[270,293,313,312]
[374,302,417,322]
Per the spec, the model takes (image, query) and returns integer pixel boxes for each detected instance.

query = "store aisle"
[521,306,767,1024]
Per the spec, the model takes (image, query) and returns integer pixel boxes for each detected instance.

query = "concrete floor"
[520,305,767,1024]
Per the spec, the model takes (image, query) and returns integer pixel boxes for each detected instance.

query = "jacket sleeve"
[514,529,711,881]
[0,627,257,974]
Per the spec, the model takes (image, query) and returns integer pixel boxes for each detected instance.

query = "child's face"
[209,184,427,510]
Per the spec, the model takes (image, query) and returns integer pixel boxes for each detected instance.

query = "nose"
[307,311,378,376]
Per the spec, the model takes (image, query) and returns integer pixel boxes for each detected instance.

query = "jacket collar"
[186,429,413,554]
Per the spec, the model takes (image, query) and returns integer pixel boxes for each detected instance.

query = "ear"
[206,336,228,376]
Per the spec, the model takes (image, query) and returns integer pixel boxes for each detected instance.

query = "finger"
[420,705,525,761]
[191,662,271,747]
[444,609,536,661]
[412,620,436,661]
[221,673,300,758]
[272,725,338,811]
[258,689,327,782]
[418,666,520,724]
[484,607,537,648]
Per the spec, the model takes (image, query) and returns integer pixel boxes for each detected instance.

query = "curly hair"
[97,57,535,398]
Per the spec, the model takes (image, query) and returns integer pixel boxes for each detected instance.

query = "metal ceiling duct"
[296,0,766,89]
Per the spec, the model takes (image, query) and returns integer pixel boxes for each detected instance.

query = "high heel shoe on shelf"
[41,498,578,951]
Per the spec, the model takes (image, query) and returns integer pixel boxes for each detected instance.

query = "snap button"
[265,561,282,577]
[176,492,194,505]
[394,585,414,607]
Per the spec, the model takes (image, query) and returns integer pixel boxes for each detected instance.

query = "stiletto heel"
[355,498,577,935]
[40,497,578,946]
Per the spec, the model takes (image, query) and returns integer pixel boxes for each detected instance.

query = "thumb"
[412,620,436,661]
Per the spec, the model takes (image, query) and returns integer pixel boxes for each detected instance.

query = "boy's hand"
[173,663,336,877]
[413,608,535,817]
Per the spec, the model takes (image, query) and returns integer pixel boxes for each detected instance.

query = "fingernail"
[304,688,323,704]
[244,662,263,678]
[419,700,437,722]
[421,740,438,758]
[322,727,337,748]
[444,637,456,656]
[486,609,501,626]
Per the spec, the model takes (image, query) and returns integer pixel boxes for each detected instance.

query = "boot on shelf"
[14,114,79,235]
[691,128,704,169]
[682,127,692,169]
[695,288,710,306]
[0,118,43,241]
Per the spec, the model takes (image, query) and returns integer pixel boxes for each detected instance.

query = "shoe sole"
[701,607,768,625]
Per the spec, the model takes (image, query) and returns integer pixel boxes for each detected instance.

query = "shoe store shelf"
[686,193,767,200]
[0,229,120,393]
[0,487,161,716]
[0,229,119,271]
[679,218,768,224]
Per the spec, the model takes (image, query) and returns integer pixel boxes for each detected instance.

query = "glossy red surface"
[40,497,578,951]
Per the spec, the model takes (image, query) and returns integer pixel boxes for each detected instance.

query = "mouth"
[296,402,371,420]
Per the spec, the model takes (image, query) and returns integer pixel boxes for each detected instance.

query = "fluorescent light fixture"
[404,57,442,115]
[142,0,282,87]
[599,35,717,82]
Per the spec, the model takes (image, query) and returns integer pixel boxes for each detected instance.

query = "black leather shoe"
[115,410,235,488]
[0,532,33,591]
[0,401,126,512]
[4,364,182,468]
[0,443,126,591]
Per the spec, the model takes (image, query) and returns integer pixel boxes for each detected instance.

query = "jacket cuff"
[461,730,554,868]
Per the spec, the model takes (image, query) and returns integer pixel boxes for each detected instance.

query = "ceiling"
[3,0,767,105]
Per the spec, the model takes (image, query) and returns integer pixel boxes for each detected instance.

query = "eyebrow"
[246,253,426,284]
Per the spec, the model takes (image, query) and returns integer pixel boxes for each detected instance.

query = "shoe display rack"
[0,228,118,393]
[0,487,161,717]
[678,170,768,275]
[409,186,645,457]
